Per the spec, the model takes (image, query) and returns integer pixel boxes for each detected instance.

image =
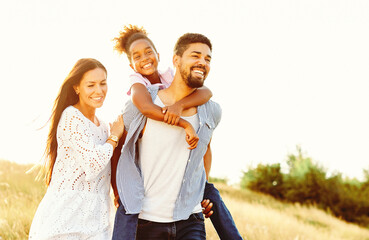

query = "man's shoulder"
[204,99,220,108]
[147,85,160,97]
[201,100,222,127]
[203,100,221,113]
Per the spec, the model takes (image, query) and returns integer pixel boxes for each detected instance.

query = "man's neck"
[158,74,195,106]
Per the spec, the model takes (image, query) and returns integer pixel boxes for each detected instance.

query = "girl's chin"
[142,69,156,75]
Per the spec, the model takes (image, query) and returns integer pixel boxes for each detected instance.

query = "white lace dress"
[29,106,115,240]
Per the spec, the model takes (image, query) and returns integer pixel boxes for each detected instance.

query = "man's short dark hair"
[174,33,212,57]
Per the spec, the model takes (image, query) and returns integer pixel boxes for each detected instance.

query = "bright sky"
[1,0,369,183]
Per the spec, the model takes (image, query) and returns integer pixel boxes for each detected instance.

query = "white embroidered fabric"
[29,106,115,240]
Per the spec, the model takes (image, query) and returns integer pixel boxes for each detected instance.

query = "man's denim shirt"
[116,85,222,221]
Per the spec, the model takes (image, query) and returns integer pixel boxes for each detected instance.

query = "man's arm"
[203,140,212,181]
[111,130,127,207]
[202,140,214,218]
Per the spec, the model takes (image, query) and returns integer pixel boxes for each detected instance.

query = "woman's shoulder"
[59,106,89,129]
[61,106,81,120]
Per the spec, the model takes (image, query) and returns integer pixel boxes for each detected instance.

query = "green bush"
[241,163,284,199]
[241,147,369,227]
[283,149,327,205]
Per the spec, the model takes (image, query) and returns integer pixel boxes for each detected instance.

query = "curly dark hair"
[113,25,157,62]
[174,33,212,57]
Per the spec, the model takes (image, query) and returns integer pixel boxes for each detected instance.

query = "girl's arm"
[163,86,213,125]
[177,86,213,110]
[131,83,199,149]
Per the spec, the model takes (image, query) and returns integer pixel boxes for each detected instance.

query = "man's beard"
[179,63,207,88]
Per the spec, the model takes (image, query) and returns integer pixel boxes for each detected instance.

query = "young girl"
[114,25,212,150]
[111,25,243,240]
[29,58,124,239]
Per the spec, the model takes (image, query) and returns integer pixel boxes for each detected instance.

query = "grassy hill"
[1,160,369,240]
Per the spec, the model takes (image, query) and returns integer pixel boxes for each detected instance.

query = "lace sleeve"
[59,108,114,181]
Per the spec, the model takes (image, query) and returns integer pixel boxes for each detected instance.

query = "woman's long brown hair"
[39,58,107,185]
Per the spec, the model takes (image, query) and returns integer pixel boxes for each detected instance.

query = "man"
[112,33,242,240]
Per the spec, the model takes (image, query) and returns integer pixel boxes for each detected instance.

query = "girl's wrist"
[174,101,185,111]
[179,118,190,129]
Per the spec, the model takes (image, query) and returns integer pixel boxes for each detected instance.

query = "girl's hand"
[201,199,214,218]
[184,125,199,149]
[162,102,184,125]
[110,114,124,138]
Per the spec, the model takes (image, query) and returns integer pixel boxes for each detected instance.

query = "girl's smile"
[129,39,161,83]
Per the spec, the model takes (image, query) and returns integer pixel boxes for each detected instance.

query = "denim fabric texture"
[136,212,205,240]
[112,199,138,240]
[112,183,244,240]
[204,182,244,240]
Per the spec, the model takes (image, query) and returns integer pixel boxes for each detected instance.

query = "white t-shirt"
[137,97,202,222]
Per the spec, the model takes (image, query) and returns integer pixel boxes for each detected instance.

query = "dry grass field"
[205,184,369,240]
[1,160,369,240]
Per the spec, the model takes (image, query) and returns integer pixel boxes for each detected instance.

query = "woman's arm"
[131,83,199,149]
[62,109,123,181]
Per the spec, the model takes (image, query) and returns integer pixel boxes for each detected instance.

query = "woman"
[29,58,124,239]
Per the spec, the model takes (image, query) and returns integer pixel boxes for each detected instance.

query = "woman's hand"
[110,114,124,138]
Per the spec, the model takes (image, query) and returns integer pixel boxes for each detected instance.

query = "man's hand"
[201,199,214,218]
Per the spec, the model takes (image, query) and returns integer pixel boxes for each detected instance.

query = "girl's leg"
[203,182,244,240]
[112,199,139,240]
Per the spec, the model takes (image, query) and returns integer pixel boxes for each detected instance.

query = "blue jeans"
[112,183,243,240]
[112,199,139,240]
[136,213,205,240]
[204,182,244,240]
